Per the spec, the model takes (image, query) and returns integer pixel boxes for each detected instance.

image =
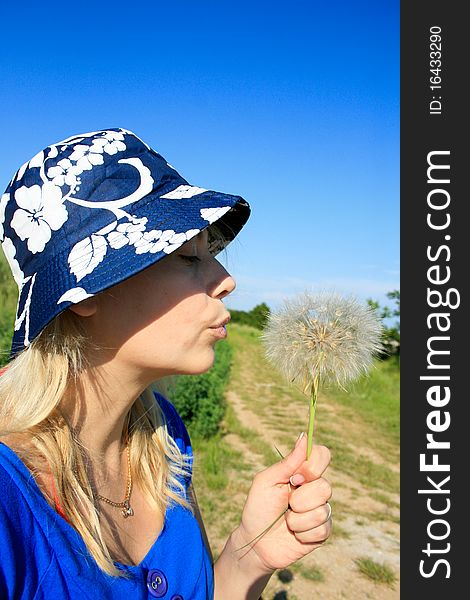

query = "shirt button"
[146,569,168,598]
[171,596,184,600]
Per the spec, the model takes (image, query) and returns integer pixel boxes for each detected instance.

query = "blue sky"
[0,0,399,313]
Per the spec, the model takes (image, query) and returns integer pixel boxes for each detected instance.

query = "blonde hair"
[0,310,193,578]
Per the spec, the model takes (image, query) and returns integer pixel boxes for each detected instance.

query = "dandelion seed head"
[261,291,383,392]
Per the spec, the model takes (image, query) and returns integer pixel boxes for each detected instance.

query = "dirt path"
[196,325,400,599]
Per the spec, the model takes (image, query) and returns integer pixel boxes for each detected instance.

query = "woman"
[0,128,332,599]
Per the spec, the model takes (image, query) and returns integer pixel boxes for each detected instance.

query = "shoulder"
[0,440,41,517]
[0,440,55,534]
[0,456,29,536]
[0,435,54,504]
[0,438,28,494]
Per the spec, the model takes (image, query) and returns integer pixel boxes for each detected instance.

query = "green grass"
[223,401,280,466]
[332,357,400,445]
[298,565,325,582]
[370,491,399,509]
[366,510,400,525]
[355,557,397,586]
[323,440,399,493]
[331,522,352,539]
[190,432,250,540]
[290,561,325,582]
[192,432,248,490]
[199,437,230,490]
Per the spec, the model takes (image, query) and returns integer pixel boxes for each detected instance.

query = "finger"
[256,432,308,485]
[289,477,332,513]
[285,502,332,533]
[292,444,331,484]
[294,519,332,544]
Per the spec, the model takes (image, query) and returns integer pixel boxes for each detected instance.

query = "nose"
[210,259,236,300]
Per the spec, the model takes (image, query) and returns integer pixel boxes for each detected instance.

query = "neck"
[59,359,151,482]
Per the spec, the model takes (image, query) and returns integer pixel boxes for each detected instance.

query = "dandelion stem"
[307,375,319,459]
[233,507,289,551]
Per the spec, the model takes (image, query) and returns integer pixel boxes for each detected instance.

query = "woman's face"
[72,229,235,380]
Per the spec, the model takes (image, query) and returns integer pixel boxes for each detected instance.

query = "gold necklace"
[97,444,134,518]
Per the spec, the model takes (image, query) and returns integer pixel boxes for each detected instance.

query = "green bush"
[0,251,17,367]
[229,302,270,330]
[367,291,400,358]
[169,339,232,439]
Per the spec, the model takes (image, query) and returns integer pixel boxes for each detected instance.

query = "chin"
[180,348,216,376]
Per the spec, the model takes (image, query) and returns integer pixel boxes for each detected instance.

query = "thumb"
[266,432,307,484]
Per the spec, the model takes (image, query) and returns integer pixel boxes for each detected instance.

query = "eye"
[180,255,201,263]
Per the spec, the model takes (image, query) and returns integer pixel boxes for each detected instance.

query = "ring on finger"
[326,502,332,521]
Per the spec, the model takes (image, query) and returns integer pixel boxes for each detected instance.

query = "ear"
[68,297,98,318]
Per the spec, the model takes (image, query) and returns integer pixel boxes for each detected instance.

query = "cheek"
[156,295,209,343]
[121,299,215,374]
[115,295,168,343]
[128,293,209,352]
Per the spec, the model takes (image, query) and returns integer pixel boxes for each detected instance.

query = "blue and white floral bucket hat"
[0,128,250,358]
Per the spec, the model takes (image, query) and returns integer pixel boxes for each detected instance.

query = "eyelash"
[180,255,201,263]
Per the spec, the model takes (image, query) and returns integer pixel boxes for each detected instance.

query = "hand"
[234,434,332,573]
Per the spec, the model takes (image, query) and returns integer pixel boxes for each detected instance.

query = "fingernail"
[290,473,305,486]
[295,432,305,448]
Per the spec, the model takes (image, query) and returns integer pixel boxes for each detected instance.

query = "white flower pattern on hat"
[134,227,201,255]
[164,231,187,253]
[68,233,108,282]
[29,150,46,168]
[133,229,168,254]
[47,158,81,187]
[161,185,208,199]
[57,287,95,304]
[163,231,189,253]
[14,273,35,346]
[200,206,231,224]
[107,221,146,249]
[96,131,127,155]
[1,236,24,286]
[11,183,68,253]
[68,143,105,171]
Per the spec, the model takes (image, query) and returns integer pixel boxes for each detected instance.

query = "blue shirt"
[0,393,214,599]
